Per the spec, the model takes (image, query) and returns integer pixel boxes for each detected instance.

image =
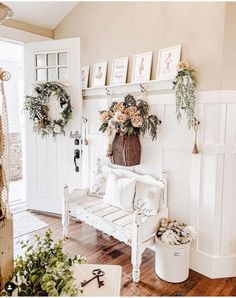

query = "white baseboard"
[190,248,236,278]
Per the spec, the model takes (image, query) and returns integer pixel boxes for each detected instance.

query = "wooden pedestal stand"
[0,68,13,290]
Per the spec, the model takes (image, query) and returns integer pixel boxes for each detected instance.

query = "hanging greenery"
[1,229,86,296]
[173,61,197,129]
[24,82,73,138]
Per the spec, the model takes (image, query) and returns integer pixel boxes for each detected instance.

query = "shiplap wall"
[82,88,236,278]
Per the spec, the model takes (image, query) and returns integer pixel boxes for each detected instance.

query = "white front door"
[24,38,82,214]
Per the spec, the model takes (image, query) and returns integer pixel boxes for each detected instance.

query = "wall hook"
[82,116,88,123]
[105,87,111,96]
[140,84,146,93]
[82,116,88,145]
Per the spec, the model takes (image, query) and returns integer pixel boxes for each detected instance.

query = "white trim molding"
[190,249,236,278]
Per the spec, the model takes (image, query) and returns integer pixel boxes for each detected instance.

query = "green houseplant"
[1,229,86,297]
[173,61,197,129]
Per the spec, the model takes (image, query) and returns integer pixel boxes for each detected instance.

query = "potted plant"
[99,94,161,166]
[155,218,196,283]
[1,229,86,296]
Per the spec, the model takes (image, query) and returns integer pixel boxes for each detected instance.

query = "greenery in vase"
[99,94,161,140]
[173,61,197,129]
[1,229,86,297]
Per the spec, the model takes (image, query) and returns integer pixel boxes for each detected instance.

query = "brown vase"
[111,133,141,167]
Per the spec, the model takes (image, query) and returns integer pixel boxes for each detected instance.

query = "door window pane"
[58,52,68,66]
[58,67,68,81]
[36,54,45,67]
[47,53,56,66]
[48,68,57,81]
[36,68,46,81]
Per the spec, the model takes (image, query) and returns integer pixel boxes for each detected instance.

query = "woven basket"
[111,133,141,167]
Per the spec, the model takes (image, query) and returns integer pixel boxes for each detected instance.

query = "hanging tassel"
[192,117,200,154]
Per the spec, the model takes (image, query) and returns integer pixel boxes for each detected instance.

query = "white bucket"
[155,236,190,283]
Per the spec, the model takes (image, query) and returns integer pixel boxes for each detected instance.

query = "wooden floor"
[14,212,236,296]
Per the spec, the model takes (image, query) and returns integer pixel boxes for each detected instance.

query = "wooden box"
[0,216,13,290]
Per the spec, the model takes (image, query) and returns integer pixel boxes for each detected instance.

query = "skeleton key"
[81,269,105,288]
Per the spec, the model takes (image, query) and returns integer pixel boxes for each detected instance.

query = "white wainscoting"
[82,89,236,278]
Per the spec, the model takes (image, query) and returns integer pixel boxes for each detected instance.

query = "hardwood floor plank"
[13,212,236,297]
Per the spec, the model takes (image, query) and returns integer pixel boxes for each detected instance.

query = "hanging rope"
[0,67,11,220]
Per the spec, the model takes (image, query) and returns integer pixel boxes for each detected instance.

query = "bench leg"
[131,242,142,282]
[131,211,142,282]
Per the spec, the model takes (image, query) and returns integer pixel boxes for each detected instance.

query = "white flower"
[183,225,197,240]
[157,218,197,245]
[54,124,62,134]
[161,230,180,245]
[113,111,127,124]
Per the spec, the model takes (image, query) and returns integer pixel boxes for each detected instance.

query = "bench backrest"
[95,158,168,209]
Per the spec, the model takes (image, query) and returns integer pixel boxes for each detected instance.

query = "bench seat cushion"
[68,195,146,244]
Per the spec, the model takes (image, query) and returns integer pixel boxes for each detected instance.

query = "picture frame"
[81,65,89,89]
[156,45,182,80]
[110,57,128,85]
[131,51,152,83]
[92,61,107,87]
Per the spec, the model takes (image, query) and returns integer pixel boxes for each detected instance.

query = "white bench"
[62,163,168,283]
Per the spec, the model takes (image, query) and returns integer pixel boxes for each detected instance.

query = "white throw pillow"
[103,171,136,211]
[134,181,163,215]
[89,172,107,198]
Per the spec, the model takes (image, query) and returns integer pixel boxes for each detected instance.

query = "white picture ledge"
[82,79,174,99]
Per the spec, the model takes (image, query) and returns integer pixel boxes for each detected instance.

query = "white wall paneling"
[82,86,236,279]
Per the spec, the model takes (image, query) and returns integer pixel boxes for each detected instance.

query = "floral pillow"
[89,172,107,198]
[134,181,163,215]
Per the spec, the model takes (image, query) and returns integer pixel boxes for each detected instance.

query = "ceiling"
[3,2,78,30]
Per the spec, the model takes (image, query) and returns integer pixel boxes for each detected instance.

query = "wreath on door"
[24,82,73,138]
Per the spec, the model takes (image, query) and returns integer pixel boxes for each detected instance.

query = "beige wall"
[54,2,227,91]
[222,3,236,89]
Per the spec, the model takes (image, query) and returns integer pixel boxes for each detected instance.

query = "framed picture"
[110,57,128,85]
[156,45,182,80]
[131,51,152,83]
[92,61,107,87]
[81,65,89,89]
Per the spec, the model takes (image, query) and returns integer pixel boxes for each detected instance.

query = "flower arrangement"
[156,218,197,245]
[99,94,161,141]
[1,229,86,296]
[173,60,197,129]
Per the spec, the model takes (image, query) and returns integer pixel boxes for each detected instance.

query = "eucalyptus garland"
[24,82,72,138]
[173,61,197,129]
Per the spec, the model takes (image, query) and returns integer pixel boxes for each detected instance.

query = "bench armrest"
[64,186,89,202]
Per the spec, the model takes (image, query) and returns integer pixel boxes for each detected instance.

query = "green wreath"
[24,82,73,138]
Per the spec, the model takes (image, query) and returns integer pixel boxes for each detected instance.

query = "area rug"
[13,211,48,238]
